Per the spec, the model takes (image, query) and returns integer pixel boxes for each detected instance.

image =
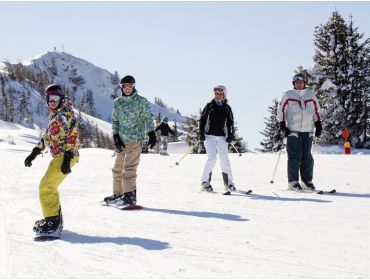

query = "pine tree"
[313,11,370,147]
[17,90,33,126]
[231,122,247,153]
[111,71,120,85]
[345,16,370,147]
[259,98,284,152]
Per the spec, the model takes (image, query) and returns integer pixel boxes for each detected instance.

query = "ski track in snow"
[1,136,370,277]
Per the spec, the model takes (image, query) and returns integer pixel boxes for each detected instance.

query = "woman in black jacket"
[199,85,235,192]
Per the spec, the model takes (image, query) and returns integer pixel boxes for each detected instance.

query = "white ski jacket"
[277,89,321,133]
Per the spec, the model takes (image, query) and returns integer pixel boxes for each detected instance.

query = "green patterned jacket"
[112,90,154,144]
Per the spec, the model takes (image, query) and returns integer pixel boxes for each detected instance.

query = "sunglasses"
[48,95,61,103]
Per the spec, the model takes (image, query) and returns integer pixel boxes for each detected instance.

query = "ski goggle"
[293,75,305,82]
[48,95,61,103]
[121,83,135,89]
[214,88,224,92]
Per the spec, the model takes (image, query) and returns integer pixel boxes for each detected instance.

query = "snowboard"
[102,202,143,210]
[34,231,61,241]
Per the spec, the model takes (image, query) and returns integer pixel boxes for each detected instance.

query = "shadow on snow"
[247,193,332,203]
[142,207,249,221]
[60,230,170,250]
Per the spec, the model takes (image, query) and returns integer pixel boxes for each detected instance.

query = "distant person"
[155,117,176,155]
[277,73,322,191]
[24,84,80,237]
[199,85,235,192]
[103,75,156,208]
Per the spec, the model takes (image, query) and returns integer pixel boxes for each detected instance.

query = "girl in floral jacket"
[24,84,80,237]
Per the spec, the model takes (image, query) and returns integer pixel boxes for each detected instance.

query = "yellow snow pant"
[39,156,79,218]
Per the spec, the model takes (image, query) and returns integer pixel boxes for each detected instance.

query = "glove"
[199,133,205,141]
[314,121,322,137]
[279,121,290,137]
[113,134,125,153]
[147,131,157,149]
[226,134,234,143]
[61,151,73,175]
[24,147,42,167]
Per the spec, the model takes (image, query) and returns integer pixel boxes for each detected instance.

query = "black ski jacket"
[155,122,175,136]
[199,99,234,137]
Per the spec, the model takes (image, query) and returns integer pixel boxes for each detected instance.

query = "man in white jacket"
[277,73,323,191]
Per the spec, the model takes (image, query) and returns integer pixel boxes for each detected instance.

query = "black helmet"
[120,75,135,85]
[292,73,305,82]
[292,73,306,89]
[45,84,65,103]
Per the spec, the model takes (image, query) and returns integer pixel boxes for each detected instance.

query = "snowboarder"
[155,117,176,155]
[277,73,322,191]
[103,75,156,208]
[199,85,235,192]
[24,84,80,237]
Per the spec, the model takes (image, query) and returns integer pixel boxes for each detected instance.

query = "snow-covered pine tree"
[313,11,370,147]
[111,71,120,85]
[185,110,205,153]
[17,90,33,126]
[0,82,16,122]
[230,122,247,153]
[259,98,284,152]
[345,16,370,147]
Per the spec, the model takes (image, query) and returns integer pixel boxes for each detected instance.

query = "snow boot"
[33,214,62,235]
[103,193,123,205]
[201,182,213,192]
[288,181,303,191]
[115,190,137,208]
[302,181,316,191]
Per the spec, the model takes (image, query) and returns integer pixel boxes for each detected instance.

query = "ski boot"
[225,182,236,192]
[302,181,316,191]
[103,193,123,205]
[288,181,303,191]
[115,190,137,208]
[201,182,213,192]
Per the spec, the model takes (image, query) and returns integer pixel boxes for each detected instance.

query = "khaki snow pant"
[39,156,79,218]
[112,142,142,194]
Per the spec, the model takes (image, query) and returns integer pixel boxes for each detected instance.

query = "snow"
[1,122,370,278]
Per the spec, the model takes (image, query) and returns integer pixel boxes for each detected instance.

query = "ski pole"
[175,140,200,166]
[270,139,286,184]
[230,143,242,157]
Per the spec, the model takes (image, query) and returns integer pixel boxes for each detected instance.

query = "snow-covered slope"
[0,51,185,134]
[1,125,370,278]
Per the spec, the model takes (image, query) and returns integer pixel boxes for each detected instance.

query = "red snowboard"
[120,204,143,210]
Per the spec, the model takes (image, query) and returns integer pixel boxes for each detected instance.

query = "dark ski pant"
[286,132,314,183]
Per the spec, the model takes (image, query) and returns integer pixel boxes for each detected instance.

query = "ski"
[223,189,253,196]
[287,188,336,195]
[316,189,336,195]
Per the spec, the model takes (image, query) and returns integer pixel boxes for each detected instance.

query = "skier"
[24,84,80,237]
[103,75,156,208]
[155,117,176,155]
[277,73,322,191]
[199,85,235,192]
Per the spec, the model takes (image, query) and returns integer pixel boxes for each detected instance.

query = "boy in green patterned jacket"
[103,75,157,207]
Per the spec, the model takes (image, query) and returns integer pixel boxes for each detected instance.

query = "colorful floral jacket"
[112,90,155,144]
[38,98,80,157]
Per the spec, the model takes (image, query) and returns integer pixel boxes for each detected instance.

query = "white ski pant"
[201,135,233,184]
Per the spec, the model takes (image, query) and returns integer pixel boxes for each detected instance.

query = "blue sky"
[1,1,370,149]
